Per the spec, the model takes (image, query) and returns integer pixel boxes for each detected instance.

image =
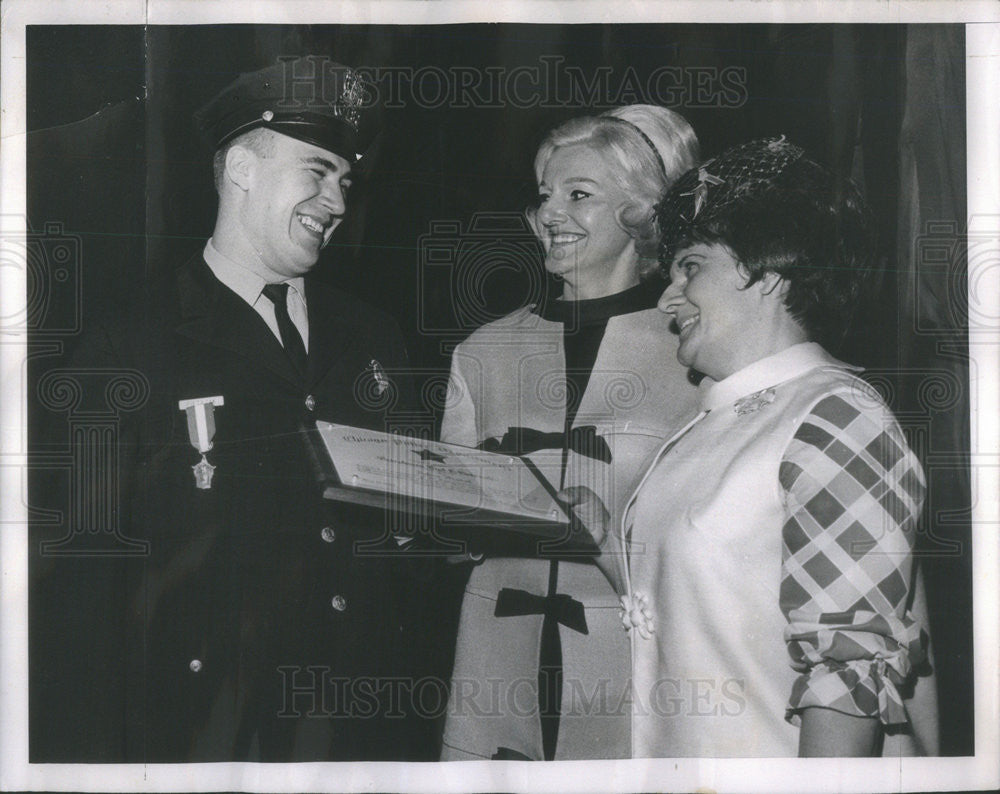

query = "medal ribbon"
[178,395,225,454]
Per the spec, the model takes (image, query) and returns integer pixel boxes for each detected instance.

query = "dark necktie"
[262,283,307,376]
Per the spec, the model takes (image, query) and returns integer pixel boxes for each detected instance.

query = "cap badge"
[339,69,365,130]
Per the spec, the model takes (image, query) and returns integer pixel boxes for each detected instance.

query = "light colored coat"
[440,304,701,760]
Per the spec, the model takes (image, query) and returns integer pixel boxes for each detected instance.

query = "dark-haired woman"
[589,137,938,757]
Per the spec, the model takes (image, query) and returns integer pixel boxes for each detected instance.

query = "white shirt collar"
[700,342,860,411]
[203,239,306,305]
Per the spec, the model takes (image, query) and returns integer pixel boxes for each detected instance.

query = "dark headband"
[606,117,667,177]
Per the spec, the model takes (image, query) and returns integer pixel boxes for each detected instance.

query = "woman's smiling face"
[657,242,767,381]
[534,143,637,296]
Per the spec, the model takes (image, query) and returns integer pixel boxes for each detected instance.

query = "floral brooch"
[734,387,776,417]
[620,592,655,639]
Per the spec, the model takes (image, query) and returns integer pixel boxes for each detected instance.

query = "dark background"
[26,24,973,757]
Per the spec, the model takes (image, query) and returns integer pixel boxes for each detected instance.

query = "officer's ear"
[224,144,254,192]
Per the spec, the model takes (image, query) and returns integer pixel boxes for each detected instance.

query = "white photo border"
[1,1,997,792]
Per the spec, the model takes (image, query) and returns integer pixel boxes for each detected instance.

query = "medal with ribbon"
[178,395,225,489]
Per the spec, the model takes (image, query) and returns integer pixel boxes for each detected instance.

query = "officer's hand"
[557,485,627,595]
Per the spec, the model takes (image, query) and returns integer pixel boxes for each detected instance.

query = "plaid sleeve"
[778,391,926,727]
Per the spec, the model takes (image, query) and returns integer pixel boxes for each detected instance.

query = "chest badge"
[178,395,225,489]
[369,359,390,396]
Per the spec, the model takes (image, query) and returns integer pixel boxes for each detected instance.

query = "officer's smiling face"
[242,133,353,279]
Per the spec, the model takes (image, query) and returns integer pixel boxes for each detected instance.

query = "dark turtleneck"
[527,278,663,761]
[532,280,663,466]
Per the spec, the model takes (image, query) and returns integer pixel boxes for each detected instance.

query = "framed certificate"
[308,421,598,555]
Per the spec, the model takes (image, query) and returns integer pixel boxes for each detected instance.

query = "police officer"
[49,58,429,762]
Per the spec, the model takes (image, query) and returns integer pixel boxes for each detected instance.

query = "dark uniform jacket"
[32,253,431,762]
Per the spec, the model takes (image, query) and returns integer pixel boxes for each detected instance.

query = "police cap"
[195,56,375,162]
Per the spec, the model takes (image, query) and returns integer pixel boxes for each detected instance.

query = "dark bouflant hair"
[657,137,879,349]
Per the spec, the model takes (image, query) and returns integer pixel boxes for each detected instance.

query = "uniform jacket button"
[304,394,316,411]
[189,659,202,672]
[320,526,336,543]
[331,595,347,612]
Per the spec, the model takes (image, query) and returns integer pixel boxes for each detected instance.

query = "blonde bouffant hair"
[531,105,699,278]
